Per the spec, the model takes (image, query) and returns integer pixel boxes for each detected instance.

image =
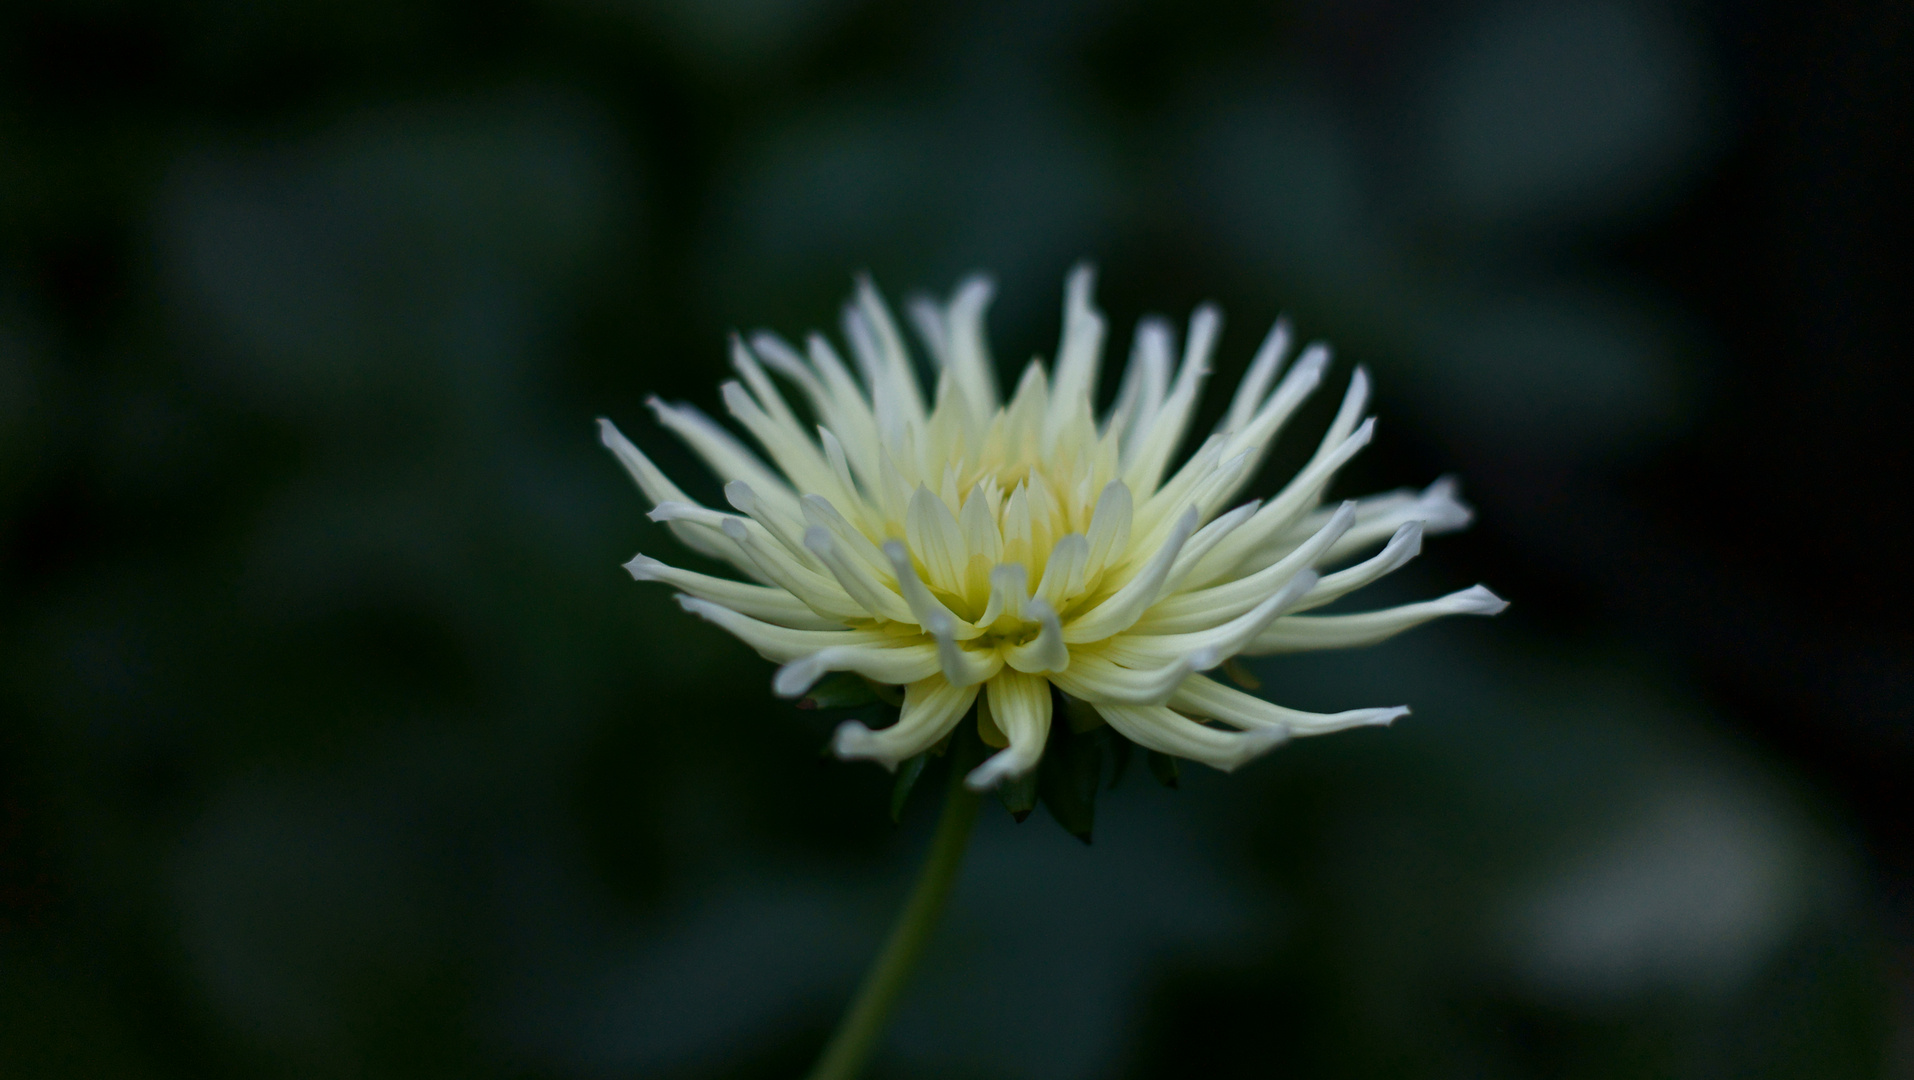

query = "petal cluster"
[602,266,1504,789]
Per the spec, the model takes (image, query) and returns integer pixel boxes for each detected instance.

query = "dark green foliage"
[1108,731,1134,789]
[888,751,930,824]
[800,673,884,711]
[1146,749,1182,788]
[1037,723,1106,843]
[996,768,1039,822]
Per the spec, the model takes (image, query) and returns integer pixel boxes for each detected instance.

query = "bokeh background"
[3,0,1910,1076]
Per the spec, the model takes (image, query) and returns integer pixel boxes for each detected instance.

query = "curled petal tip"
[1219,725,1292,771]
[963,749,1030,792]
[832,720,877,760]
[772,656,827,698]
[622,554,661,581]
[1415,476,1474,532]
[1457,585,1509,615]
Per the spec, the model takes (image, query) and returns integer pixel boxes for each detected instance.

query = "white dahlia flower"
[601,266,1504,791]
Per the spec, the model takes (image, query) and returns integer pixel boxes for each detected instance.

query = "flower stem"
[805,756,982,1080]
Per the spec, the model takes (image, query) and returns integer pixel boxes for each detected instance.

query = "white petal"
[978,563,1030,628]
[1003,598,1069,674]
[1034,533,1089,607]
[1242,585,1508,655]
[1305,476,1473,565]
[710,515,862,620]
[674,595,891,662]
[1048,652,1200,706]
[1063,506,1199,643]
[1169,674,1408,736]
[1220,316,1291,435]
[1120,304,1220,496]
[599,418,747,570]
[1093,703,1288,772]
[1083,481,1133,579]
[1046,263,1106,447]
[804,526,914,623]
[1184,417,1375,589]
[1290,521,1423,612]
[1108,317,1173,449]
[883,540,979,639]
[624,553,843,629]
[965,670,1053,790]
[1137,501,1354,634]
[1162,498,1259,595]
[833,675,979,770]
[772,642,942,698]
[647,396,798,514]
[943,275,1001,416]
[1102,569,1317,668]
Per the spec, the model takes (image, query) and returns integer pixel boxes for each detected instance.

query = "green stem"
[805,757,982,1080]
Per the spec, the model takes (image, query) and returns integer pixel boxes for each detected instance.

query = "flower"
[601,266,1505,790]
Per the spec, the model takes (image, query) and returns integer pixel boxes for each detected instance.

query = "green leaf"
[1038,724,1103,844]
[997,768,1038,822]
[798,672,881,710]
[889,751,930,823]
[1146,750,1181,789]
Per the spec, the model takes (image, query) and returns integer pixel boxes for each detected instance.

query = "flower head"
[602,266,1504,790]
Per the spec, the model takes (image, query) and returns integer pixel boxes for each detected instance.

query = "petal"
[1135,501,1354,634]
[965,669,1054,790]
[883,540,980,639]
[1169,674,1408,736]
[1241,585,1508,655]
[1093,703,1288,772]
[599,418,749,571]
[1063,506,1199,643]
[1219,315,1291,436]
[773,642,942,698]
[1048,651,1200,706]
[647,396,798,514]
[1182,417,1374,590]
[1107,317,1173,447]
[1290,520,1423,612]
[695,515,860,620]
[1100,569,1317,669]
[1121,304,1220,497]
[1046,263,1106,447]
[833,674,980,770]
[1003,598,1069,674]
[804,526,915,624]
[905,486,967,593]
[624,553,844,630]
[674,595,894,662]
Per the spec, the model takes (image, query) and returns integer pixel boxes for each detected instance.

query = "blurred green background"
[3,0,1909,1076]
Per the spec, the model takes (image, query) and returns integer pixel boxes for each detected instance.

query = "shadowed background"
[2,0,1909,1076]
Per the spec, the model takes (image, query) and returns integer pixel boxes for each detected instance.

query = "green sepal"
[1107,731,1134,789]
[889,751,931,824]
[798,672,881,710]
[1146,749,1181,789]
[1038,724,1103,844]
[996,768,1038,822]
